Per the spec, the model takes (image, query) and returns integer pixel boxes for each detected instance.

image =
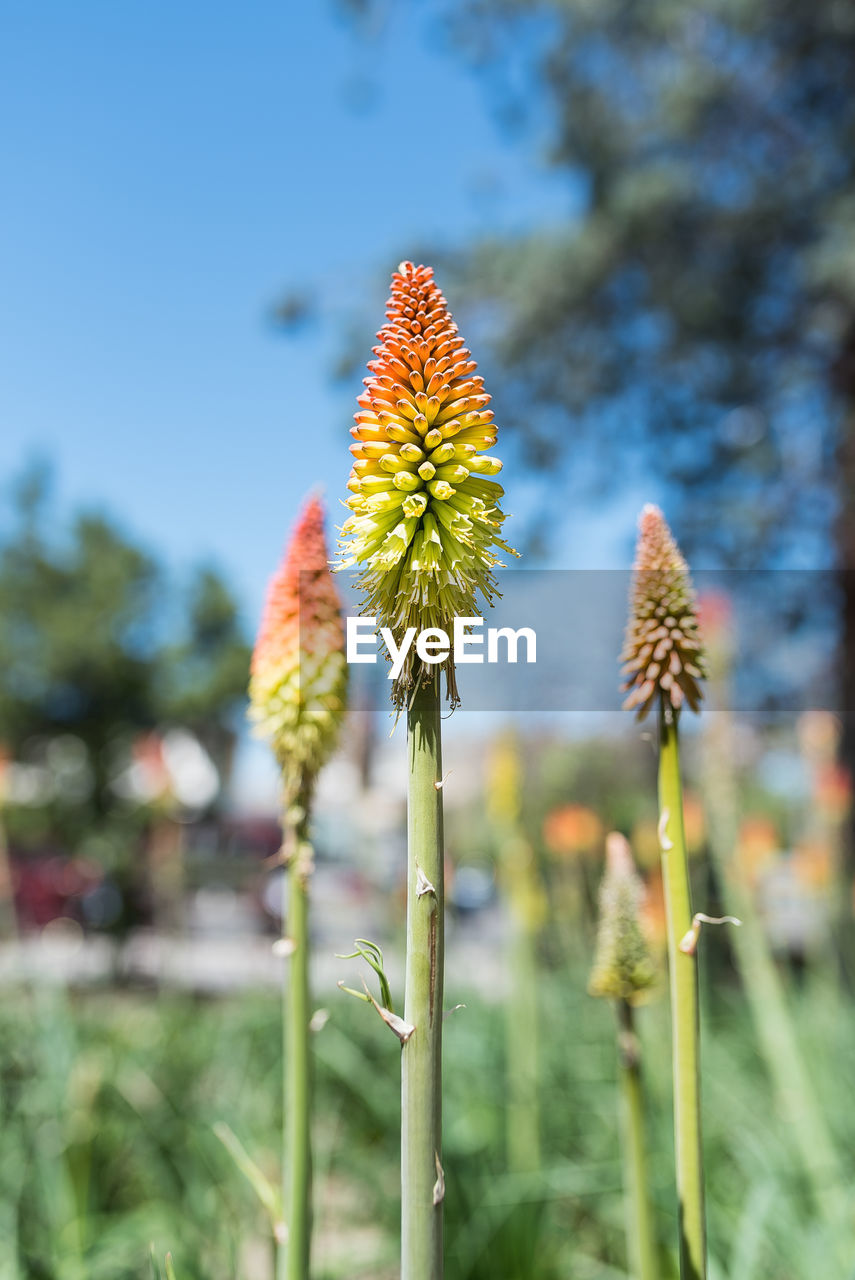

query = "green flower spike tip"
[589,832,656,1003]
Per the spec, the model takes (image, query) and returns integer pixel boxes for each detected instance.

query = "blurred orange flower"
[814,762,852,823]
[640,866,667,950]
[682,792,706,855]
[735,814,780,885]
[543,804,603,859]
[792,837,834,891]
[797,710,841,766]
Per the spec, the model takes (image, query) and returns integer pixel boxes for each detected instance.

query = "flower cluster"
[339,261,516,705]
[589,833,656,1003]
[621,504,706,721]
[249,497,347,793]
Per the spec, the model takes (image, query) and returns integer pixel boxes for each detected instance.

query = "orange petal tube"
[340,261,517,705]
[250,496,347,787]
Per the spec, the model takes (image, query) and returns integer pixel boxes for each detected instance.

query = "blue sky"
[1,1,604,631]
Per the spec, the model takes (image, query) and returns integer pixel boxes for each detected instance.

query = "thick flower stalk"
[590,833,658,1280]
[340,260,516,705]
[249,495,347,1280]
[622,505,706,1280]
[340,262,517,1280]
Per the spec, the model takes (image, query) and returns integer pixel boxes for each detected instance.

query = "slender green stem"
[282,790,312,1280]
[658,703,706,1280]
[402,681,444,1280]
[702,701,846,1228]
[617,1000,658,1280]
[504,843,541,1175]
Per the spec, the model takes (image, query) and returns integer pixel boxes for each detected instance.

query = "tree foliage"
[0,466,250,853]
[434,0,855,569]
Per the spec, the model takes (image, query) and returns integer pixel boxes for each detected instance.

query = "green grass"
[0,958,851,1279]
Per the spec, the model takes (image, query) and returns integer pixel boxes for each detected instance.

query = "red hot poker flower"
[249,496,348,787]
[339,261,516,705]
[621,505,706,721]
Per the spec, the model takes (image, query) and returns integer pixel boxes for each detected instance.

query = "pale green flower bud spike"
[589,832,657,1004]
[589,833,659,1280]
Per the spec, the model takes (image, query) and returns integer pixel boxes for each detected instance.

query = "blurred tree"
[433,0,855,874]
[431,1,852,562]
[0,466,250,900]
[156,565,251,786]
[0,467,159,807]
[330,5,849,555]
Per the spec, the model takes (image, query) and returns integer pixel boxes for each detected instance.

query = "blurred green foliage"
[0,962,851,1279]
[0,465,250,928]
[0,464,249,788]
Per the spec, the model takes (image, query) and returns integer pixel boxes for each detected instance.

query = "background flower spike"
[623,505,707,1280]
[589,832,657,1004]
[248,494,348,1280]
[621,504,706,722]
[249,495,348,789]
[589,832,659,1280]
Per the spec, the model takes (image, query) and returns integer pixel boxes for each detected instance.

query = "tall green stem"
[658,704,706,1280]
[616,1000,658,1280]
[702,700,846,1229]
[402,681,445,1280]
[505,896,541,1176]
[282,791,312,1280]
